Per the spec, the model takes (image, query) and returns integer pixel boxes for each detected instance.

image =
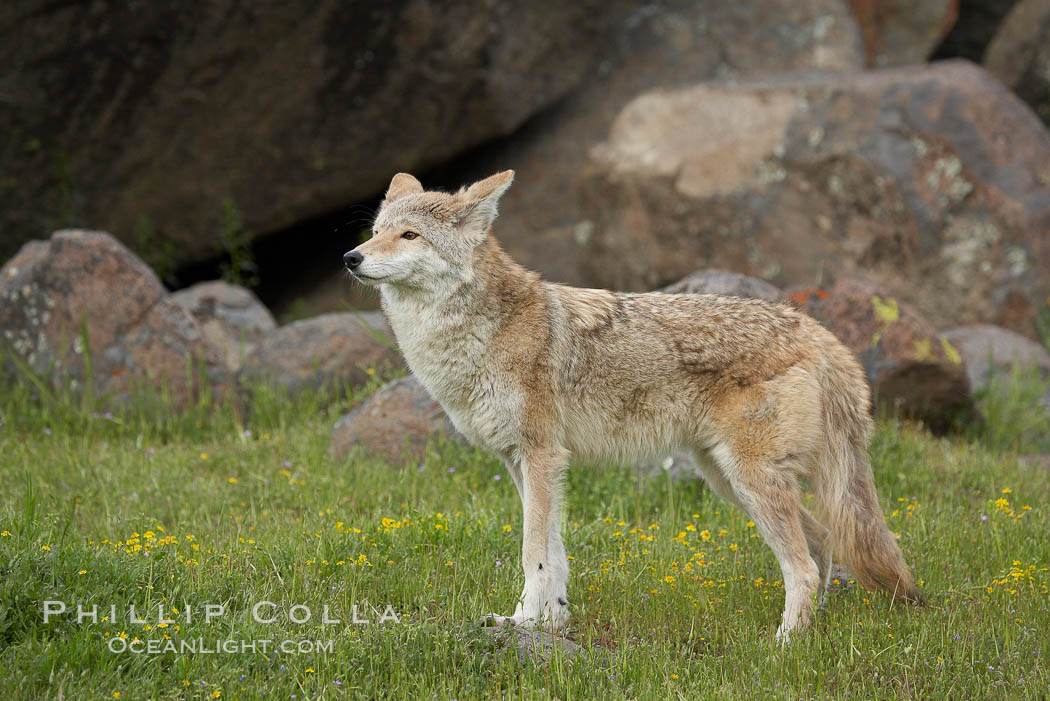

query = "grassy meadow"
[0,363,1048,700]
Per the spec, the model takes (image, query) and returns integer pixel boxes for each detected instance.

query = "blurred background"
[2,0,1049,428]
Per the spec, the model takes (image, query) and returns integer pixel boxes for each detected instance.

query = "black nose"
[344,250,363,269]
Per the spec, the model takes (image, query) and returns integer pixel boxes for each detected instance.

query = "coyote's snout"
[345,170,919,641]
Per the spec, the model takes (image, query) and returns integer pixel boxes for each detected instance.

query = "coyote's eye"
[401,231,420,240]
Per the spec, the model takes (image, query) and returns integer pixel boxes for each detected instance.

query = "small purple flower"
[283,460,291,468]
[448,467,456,474]
[493,474,501,481]
[334,680,342,686]
[103,412,112,420]
[148,447,155,455]
[495,560,502,567]
[43,427,52,435]
[980,514,988,521]
[243,429,252,438]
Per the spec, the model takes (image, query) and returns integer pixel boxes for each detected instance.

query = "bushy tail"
[816,370,921,603]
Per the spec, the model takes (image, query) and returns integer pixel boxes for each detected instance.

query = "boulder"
[172,280,277,371]
[941,324,1050,407]
[0,230,223,405]
[984,0,1050,126]
[0,0,850,269]
[660,269,783,301]
[847,0,958,66]
[238,312,402,396]
[330,376,458,462]
[801,278,970,430]
[582,60,1050,340]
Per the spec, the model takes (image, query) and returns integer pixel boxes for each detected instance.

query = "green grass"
[1,369,1048,700]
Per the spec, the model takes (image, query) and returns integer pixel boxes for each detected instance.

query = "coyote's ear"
[455,170,514,242]
[382,173,423,205]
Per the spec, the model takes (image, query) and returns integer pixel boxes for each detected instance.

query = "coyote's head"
[344,170,514,293]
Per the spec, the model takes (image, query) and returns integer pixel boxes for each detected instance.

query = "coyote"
[344,171,918,641]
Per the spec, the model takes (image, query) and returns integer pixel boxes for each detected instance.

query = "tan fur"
[347,171,919,641]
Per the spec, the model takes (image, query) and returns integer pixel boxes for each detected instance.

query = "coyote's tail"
[815,363,921,603]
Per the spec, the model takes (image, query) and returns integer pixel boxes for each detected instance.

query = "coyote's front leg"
[488,445,569,631]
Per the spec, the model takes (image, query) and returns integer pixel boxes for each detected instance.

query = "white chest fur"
[381,290,522,454]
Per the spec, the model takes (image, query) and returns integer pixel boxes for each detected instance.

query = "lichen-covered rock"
[801,278,971,430]
[660,269,783,301]
[582,61,1050,340]
[330,376,459,462]
[238,312,402,396]
[0,229,223,404]
[941,324,1050,408]
[172,280,276,371]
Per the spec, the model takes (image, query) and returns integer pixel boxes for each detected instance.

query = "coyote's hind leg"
[712,446,820,643]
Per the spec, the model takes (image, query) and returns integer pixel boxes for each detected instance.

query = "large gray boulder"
[171,280,276,371]
[237,311,402,396]
[581,61,1050,340]
[330,375,459,463]
[941,324,1050,408]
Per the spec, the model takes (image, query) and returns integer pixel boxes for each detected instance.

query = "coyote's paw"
[775,617,811,645]
[485,587,570,631]
[483,605,569,632]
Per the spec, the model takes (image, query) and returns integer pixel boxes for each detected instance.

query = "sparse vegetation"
[217,197,259,290]
[967,361,1050,454]
[133,215,180,289]
[278,297,312,325]
[1035,301,1050,353]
